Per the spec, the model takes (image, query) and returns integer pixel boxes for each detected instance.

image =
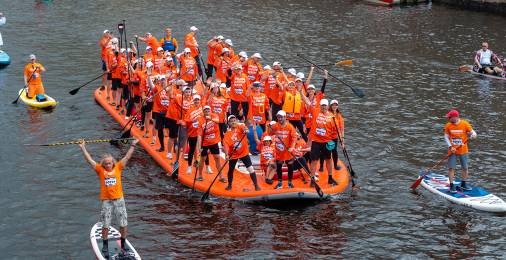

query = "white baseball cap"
[217,35,224,40]
[176,79,186,86]
[272,61,281,67]
[287,68,297,76]
[263,65,271,70]
[184,47,191,53]
[157,47,164,52]
[225,39,233,46]
[222,48,230,53]
[269,121,277,126]
[29,54,36,60]
[296,72,305,79]
[307,84,316,89]
[190,26,198,32]
[330,99,339,105]
[238,51,248,58]
[146,46,152,50]
[111,38,119,44]
[295,77,303,82]
[277,110,286,117]
[227,115,236,121]
[203,105,211,110]
[193,94,201,100]
[146,61,154,68]
[120,48,126,53]
[320,99,329,106]
[263,136,272,141]
[103,29,110,34]
[219,83,227,89]
[252,53,262,59]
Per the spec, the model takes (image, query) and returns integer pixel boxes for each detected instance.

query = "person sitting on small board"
[79,138,139,258]
[444,110,477,193]
[474,42,503,76]
[24,54,46,100]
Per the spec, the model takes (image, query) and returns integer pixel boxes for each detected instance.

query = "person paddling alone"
[24,54,46,99]
[474,42,503,76]
[79,138,139,257]
[444,110,477,193]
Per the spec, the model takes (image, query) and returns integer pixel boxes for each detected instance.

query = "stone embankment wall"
[433,0,506,15]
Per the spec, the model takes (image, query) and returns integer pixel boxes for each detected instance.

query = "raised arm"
[79,140,97,169]
[120,138,139,167]
[321,70,328,93]
[305,66,315,86]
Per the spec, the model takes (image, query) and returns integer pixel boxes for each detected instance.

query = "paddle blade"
[315,184,324,198]
[120,129,131,139]
[201,191,210,201]
[352,87,365,98]
[458,65,471,72]
[336,59,353,65]
[68,88,79,95]
[410,177,423,190]
[11,99,18,104]
[171,162,179,180]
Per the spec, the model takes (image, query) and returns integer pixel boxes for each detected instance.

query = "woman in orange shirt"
[308,99,338,185]
[271,110,297,189]
[206,35,224,78]
[301,69,328,136]
[214,48,232,83]
[195,106,224,182]
[227,66,251,120]
[207,83,229,138]
[79,138,139,257]
[185,95,203,175]
[165,83,193,160]
[245,53,263,81]
[319,99,344,171]
[223,115,260,191]
[253,134,276,185]
[179,48,199,86]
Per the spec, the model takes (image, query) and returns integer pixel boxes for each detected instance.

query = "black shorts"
[310,141,331,161]
[102,60,107,71]
[107,73,112,80]
[134,96,141,103]
[111,78,121,90]
[143,101,154,113]
[154,112,168,130]
[166,118,180,138]
[201,143,220,156]
[235,155,253,168]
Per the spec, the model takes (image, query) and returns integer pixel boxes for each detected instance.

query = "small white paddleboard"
[420,171,506,213]
[90,222,141,260]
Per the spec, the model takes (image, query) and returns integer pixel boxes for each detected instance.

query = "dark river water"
[0,0,505,259]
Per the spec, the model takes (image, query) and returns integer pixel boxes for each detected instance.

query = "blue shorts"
[448,153,469,170]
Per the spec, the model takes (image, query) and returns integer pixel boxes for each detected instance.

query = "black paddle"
[201,133,247,201]
[297,54,365,98]
[69,73,106,95]
[13,67,38,104]
[273,134,324,198]
[332,116,357,188]
[197,48,208,79]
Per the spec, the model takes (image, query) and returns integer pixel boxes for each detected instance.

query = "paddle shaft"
[297,54,364,98]
[25,138,134,147]
[69,73,106,95]
[273,133,324,198]
[201,132,247,201]
[13,67,38,104]
[332,116,357,187]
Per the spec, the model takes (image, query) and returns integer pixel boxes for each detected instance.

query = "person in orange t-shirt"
[271,110,297,189]
[185,95,204,175]
[165,83,193,161]
[184,26,203,76]
[248,82,271,131]
[135,32,161,51]
[308,99,338,185]
[215,48,233,83]
[99,30,112,88]
[222,115,260,191]
[23,54,46,98]
[444,109,477,193]
[79,138,139,256]
[195,106,224,182]
[207,83,229,138]
[179,48,199,85]
[320,99,344,172]
[228,66,251,120]
[245,53,263,82]
[253,134,276,184]
[206,35,224,77]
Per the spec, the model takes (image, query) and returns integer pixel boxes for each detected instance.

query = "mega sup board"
[90,222,141,260]
[461,65,506,81]
[420,172,506,213]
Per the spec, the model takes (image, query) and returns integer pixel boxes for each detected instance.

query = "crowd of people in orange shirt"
[98,25,345,191]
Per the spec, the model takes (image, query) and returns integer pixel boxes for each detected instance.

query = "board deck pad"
[420,171,506,213]
[90,222,140,260]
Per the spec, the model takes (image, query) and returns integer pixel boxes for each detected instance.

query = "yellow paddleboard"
[18,88,57,109]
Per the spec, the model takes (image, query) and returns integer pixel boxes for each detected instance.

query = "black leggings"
[228,156,257,187]
[219,123,227,139]
[276,160,294,182]
[207,64,215,78]
[289,120,308,141]
[187,137,198,166]
[320,138,339,169]
[293,157,310,174]
[231,100,249,120]
[270,102,282,120]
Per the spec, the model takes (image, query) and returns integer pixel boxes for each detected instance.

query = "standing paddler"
[79,138,139,257]
[444,110,477,193]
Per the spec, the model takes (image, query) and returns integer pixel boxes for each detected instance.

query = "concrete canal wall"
[433,0,506,15]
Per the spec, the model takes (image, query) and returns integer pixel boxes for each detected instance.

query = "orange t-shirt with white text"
[95,162,124,200]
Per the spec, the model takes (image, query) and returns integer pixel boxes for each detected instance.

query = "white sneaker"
[206,165,213,174]
[186,167,192,174]
[151,138,156,145]
[166,153,173,159]
[125,116,129,120]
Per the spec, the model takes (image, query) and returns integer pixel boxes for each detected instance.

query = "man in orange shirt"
[23,54,46,99]
[248,81,271,131]
[185,94,203,175]
[308,99,338,185]
[223,115,260,191]
[206,35,224,78]
[135,32,161,51]
[214,48,232,83]
[184,26,203,77]
[79,138,139,257]
[179,48,199,86]
[245,53,263,81]
[228,66,251,120]
[444,110,477,193]
[99,30,112,89]
[196,105,224,182]
[271,110,297,189]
